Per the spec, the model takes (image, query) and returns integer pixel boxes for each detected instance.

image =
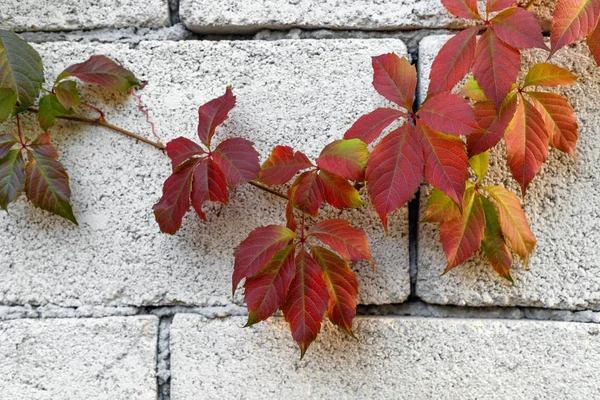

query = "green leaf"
[481,196,514,283]
[0,87,17,122]
[461,77,488,102]
[25,134,77,224]
[0,31,45,113]
[0,149,25,210]
[38,94,74,131]
[469,151,489,181]
[54,80,81,110]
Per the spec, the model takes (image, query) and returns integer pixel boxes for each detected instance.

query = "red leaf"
[487,0,516,13]
[232,225,298,293]
[343,108,406,145]
[473,29,521,109]
[56,55,140,92]
[365,124,424,231]
[282,248,329,358]
[319,170,364,209]
[422,188,461,223]
[259,145,312,185]
[491,6,546,49]
[197,87,236,148]
[428,27,479,97]
[191,158,229,221]
[441,0,481,19]
[371,54,416,111]
[310,245,358,336]
[550,0,600,57]
[485,186,536,260]
[244,243,297,326]
[286,187,298,232]
[212,137,260,188]
[467,95,517,157]
[307,218,373,264]
[316,139,369,181]
[165,137,205,171]
[504,96,551,194]
[0,149,25,211]
[440,188,486,272]
[481,196,514,282]
[419,123,469,209]
[290,171,324,217]
[529,92,578,157]
[418,92,478,136]
[153,158,199,235]
[588,20,600,65]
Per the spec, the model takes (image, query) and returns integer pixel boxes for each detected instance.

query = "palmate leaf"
[0,149,25,210]
[307,218,373,265]
[315,139,369,182]
[24,134,76,224]
[371,53,416,111]
[343,107,406,145]
[490,6,546,49]
[481,196,514,282]
[0,31,45,114]
[365,124,423,231]
[259,145,312,185]
[197,87,236,148]
[440,186,486,273]
[550,0,600,57]
[310,245,358,337]
[528,92,578,157]
[282,248,329,359]
[56,55,140,93]
[504,95,551,194]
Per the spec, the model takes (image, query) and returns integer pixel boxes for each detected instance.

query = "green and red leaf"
[233,225,298,293]
[365,124,424,231]
[0,87,17,123]
[259,145,312,185]
[318,169,364,209]
[0,133,18,160]
[56,55,140,92]
[371,54,416,111]
[211,137,260,188]
[481,196,514,282]
[0,149,25,210]
[422,188,461,223]
[418,92,478,136]
[487,0,516,13]
[529,91,578,157]
[53,80,81,110]
[197,87,236,148]
[307,218,373,265]
[491,6,546,49]
[550,0,600,57]
[316,139,369,181]
[441,0,481,19]
[282,248,329,358]
[38,94,74,131]
[523,63,578,88]
[343,108,406,145]
[310,245,358,337]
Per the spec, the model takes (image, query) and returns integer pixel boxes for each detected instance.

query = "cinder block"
[180,0,555,34]
[170,314,600,399]
[0,316,158,399]
[1,0,169,32]
[0,39,410,307]
[417,36,600,309]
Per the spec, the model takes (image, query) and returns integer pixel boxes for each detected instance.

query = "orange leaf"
[529,92,578,157]
[523,63,578,88]
[550,0,600,57]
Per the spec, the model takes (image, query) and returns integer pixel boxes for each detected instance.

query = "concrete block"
[180,0,555,34]
[417,36,600,309]
[1,0,169,32]
[0,39,410,307]
[0,316,158,399]
[170,314,600,399]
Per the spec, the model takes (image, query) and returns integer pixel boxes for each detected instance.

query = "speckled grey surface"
[0,39,410,307]
[0,316,157,399]
[417,36,600,309]
[170,315,600,399]
[1,0,169,31]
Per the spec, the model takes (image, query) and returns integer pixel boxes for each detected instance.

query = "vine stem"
[26,108,289,200]
[16,115,26,148]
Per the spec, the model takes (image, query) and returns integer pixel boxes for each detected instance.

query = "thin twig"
[248,180,288,200]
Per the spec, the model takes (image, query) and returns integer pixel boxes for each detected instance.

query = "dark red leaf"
[316,139,369,181]
[0,149,25,210]
[165,137,205,171]
[428,27,479,97]
[56,55,140,92]
[290,171,324,217]
[191,158,229,221]
[371,54,416,111]
[418,92,478,136]
[365,124,424,232]
[286,187,298,232]
[244,243,297,326]
[282,248,329,358]
[307,218,373,264]
[259,145,312,185]
[212,137,260,188]
[310,245,358,337]
[197,87,236,148]
[232,225,298,293]
[0,133,17,160]
[491,6,546,49]
[343,108,406,145]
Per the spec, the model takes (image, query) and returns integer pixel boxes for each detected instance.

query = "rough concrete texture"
[170,314,600,399]
[417,36,600,309]
[0,39,410,307]
[180,0,554,34]
[0,316,158,399]
[1,0,169,32]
